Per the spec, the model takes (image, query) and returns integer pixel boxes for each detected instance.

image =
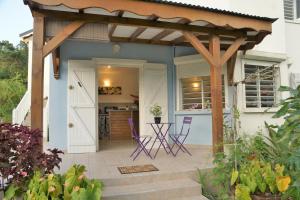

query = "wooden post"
[31,12,45,150]
[209,34,224,153]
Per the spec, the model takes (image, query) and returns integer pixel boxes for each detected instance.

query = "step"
[101,169,198,187]
[174,195,209,200]
[102,178,202,200]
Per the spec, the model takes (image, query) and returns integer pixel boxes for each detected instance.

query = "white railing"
[12,90,31,125]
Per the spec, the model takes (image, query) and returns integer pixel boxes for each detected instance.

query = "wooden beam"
[108,11,123,38]
[182,31,216,66]
[43,20,86,57]
[151,19,189,43]
[173,34,257,44]
[30,0,274,32]
[36,9,246,37]
[52,47,60,79]
[130,15,158,41]
[227,52,237,85]
[111,36,239,50]
[31,12,45,149]
[209,34,224,153]
[221,37,246,65]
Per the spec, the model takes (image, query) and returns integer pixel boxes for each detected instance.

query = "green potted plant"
[150,104,162,124]
[231,160,291,200]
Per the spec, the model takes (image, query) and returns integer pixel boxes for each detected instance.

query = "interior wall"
[98,67,139,103]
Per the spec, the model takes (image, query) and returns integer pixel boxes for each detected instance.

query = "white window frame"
[241,59,281,113]
[174,54,229,112]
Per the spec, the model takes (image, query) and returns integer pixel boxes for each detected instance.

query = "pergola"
[24,0,276,153]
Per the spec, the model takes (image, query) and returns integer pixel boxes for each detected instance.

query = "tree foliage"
[0,40,28,122]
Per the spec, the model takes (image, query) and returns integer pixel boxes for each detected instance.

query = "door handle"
[69,85,74,90]
[68,123,74,128]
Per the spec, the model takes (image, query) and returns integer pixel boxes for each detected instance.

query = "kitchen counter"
[109,110,139,140]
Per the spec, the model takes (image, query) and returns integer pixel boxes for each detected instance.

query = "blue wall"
[49,40,218,150]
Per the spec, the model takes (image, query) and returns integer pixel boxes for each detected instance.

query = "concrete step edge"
[102,178,201,198]
[101,169,199,186]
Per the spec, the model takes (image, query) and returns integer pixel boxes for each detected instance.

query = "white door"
[67,60,98,153]
[139,63,168,140]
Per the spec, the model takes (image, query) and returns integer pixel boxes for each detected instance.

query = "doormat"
[117,164,159,174]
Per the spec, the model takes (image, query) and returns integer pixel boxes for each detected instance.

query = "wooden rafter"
[43,20,86,57]
[129,15,158,41]
[29,0,274,32]
[227,52,237,85]
[182,32,216,66]
[150,19,190,43]
[36,9,247,38]
[111,36,243,50]
[52,47,60,79]
[221,37,246,65]
[108,11,124,38]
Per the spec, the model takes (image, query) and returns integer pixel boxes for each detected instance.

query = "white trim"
[174,54,206,65]
[93,58,147,68]
[241,50,288,63]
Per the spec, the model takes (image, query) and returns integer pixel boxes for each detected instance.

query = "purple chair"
[128,118,153,161]
[170,117,192,156]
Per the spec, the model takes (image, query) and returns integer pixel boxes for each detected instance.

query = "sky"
[0,0,33,45]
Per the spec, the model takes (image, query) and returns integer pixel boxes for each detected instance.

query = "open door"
[139,63,168,140]
[67,60,98,153]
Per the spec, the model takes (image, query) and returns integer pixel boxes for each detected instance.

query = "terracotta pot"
[251,194,281,200]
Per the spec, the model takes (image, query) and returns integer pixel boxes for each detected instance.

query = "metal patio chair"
[170,117,193,156]
[128,118,153,161]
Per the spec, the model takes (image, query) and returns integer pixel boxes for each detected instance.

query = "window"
[180,76,225,110]
[297,0,300,19]
[284,0,300,20]
[244,64,279,108]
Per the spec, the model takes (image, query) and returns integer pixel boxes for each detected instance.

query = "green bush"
[5,165,103,200]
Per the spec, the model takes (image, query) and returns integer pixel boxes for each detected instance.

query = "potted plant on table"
[231,160,291,200]
[150,104,162,124]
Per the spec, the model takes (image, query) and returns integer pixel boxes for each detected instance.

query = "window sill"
[175,109,231,115]
[242,107,278,113]
[285,19,300,24]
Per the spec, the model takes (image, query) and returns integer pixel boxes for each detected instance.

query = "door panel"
[67,60,98,153]
[140,63,168,140]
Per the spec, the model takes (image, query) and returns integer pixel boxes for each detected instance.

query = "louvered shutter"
[284,0,295,20]
[297,0,300,18]
[244,65,277,108]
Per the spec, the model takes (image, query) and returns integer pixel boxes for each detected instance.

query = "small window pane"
[181,76,225,110]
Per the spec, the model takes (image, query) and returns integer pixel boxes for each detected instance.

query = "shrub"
[0,123,63,190]
[231,160,291,199]
[263,86,300,199]
[5,165,103,200]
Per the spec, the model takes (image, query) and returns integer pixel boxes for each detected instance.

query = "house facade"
[13,0,300,153]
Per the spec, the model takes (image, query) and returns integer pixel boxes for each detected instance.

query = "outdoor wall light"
[103,79,111,87]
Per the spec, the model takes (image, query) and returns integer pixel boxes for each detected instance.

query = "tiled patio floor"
[58,139,214,180]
